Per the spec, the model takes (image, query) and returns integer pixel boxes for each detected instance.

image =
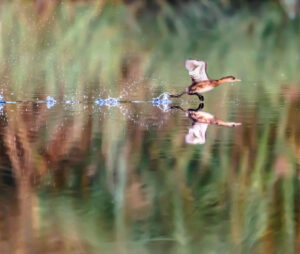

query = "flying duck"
[170,60,241,100]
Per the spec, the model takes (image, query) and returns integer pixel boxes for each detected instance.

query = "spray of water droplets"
[95,97,120,107]
[46,96,56,109]
[0,94,6,104]
[152,92,172,112]
[0,90,179,129]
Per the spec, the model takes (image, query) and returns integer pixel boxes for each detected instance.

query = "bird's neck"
[217,76,233,85]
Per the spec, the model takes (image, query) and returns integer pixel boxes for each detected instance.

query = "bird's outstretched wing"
[185,60,209,82]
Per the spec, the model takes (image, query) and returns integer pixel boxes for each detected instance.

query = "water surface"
[1,80,300,254]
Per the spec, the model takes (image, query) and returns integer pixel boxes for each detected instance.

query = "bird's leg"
[196,93,204,101]
[188,103,204,112]
[169,91,186,98]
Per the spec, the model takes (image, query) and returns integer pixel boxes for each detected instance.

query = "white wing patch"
[185,123,208,145]
[185,60,209,82]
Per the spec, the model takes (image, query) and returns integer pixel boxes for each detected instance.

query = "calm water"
[1,78,300,254]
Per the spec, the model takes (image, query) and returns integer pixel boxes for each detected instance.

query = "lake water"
[0,2,300,253]
[1,78,300,254]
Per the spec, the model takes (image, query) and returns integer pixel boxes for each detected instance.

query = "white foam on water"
[46,96,56,109]
[0,94,6,104]
[63,95,79,105]
[95,97,120,107]
[0,104,4,113]
[152,92,172,112]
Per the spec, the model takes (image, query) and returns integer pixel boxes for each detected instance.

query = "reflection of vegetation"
[0,1,300,253]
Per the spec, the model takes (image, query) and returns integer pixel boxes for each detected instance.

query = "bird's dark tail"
[169,91,187,98]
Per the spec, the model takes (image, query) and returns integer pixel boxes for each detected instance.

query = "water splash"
[0,94,6,104]
[152,92,171,105]
[65,99,76,104]
[64,95,79,105]
[65,99,77,105]
[152,93,171,112]
[119,78,154,101]
[0,104,4,115]
[95,97,119,107]
[46,96,56,109]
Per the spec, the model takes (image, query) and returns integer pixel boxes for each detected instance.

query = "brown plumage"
[171,104,241,144]
[170,60,241,100]
[187,109,241,127]
[172,104,241,127]
[186,109,241,144]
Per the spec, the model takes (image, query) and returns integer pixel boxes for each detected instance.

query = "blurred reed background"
[0,0,300,253]
[0,0,299,97]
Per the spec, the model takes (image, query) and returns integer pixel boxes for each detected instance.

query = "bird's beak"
[234,79,241,82]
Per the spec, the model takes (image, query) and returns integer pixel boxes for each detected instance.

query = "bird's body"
[187,80,218,94]
[188,110,241,127]
[170,60,241,100]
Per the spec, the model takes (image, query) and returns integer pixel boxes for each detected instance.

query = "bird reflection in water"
[171,103,241,144]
